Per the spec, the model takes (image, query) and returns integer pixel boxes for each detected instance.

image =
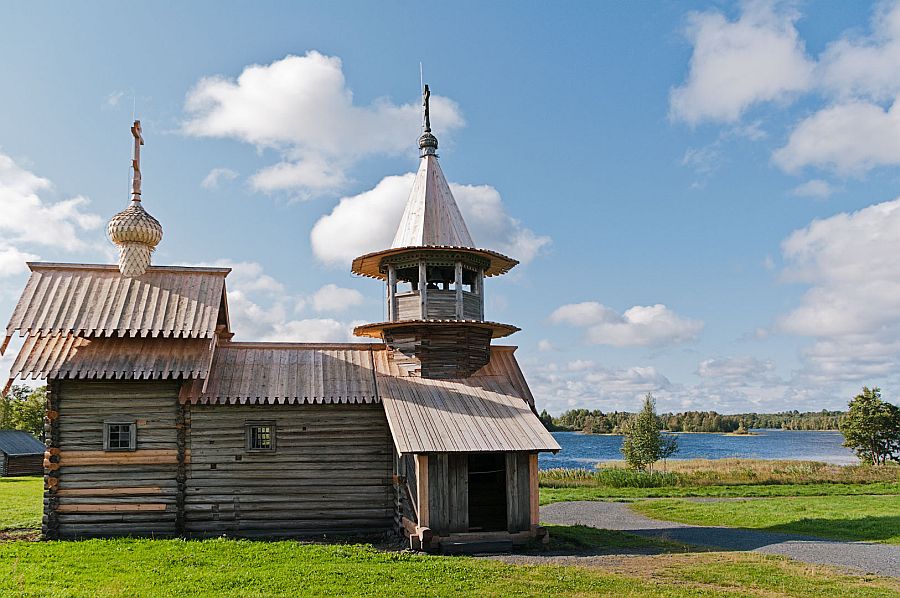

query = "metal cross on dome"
[131,120,144,201]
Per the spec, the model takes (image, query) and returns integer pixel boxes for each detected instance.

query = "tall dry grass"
[540,459,900,489]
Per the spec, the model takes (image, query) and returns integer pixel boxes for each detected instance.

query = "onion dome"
[108,120,163,278]
[108,202,163,277]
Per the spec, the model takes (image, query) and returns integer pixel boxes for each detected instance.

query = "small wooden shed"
[0,430,45,476]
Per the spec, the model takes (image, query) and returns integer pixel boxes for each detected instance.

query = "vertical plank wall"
[505,452,531,533]
[186,403,394,537]
[52,381,181,538]
[427,453,468,535]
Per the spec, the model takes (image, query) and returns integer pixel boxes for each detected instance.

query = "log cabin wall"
[4,454,43,476]
[51,380,181,539]
[185,403,394,538]
[0,453,5,476]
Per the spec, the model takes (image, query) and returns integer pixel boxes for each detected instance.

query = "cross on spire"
[423,84,431,133]
[131,120,144,202]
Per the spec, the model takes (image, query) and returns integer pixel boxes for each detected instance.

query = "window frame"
[103,421,137,452]
[245,421,276,453]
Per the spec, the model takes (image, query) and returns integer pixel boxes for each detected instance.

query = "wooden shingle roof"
[180,343,380,405]
[374,346,559,454]
[5,334,215,394]
[3,263,230,354]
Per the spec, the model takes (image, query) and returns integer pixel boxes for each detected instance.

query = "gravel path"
[540,501,900,577]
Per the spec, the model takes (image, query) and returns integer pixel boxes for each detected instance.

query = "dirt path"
[537,501,900,577]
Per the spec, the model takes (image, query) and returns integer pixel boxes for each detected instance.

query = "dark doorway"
[467,453,506,531]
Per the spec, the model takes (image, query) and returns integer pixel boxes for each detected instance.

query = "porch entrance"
[467,453,506,531]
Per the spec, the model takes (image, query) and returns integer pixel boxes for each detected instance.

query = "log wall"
[3,454,43,476]
[185,403,394,538]
[51,380,181,538]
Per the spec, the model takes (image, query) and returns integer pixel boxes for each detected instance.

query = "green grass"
[0,477,42,529]
[631,495,900,544]
[1,538,898,597]
[543,524,694,553]
[540,481,900,504]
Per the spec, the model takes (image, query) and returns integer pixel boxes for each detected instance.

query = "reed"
[540,459,900,489]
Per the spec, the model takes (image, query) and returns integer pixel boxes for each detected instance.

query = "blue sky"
[2,1,900,414]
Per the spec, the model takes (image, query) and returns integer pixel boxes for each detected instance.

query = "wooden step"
[440,538,513,555]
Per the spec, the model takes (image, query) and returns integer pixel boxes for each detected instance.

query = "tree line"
[539,408,845,434]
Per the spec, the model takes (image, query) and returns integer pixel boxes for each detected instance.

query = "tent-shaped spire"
[391,85,474,249]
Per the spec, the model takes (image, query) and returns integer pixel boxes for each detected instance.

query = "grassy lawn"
[1,538,899,597]
[540,481,900,504]
[0,472,898,596]
[631,495,900,544]
[0,477,42,529]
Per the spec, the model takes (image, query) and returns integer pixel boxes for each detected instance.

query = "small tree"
[658,433,679,472]
[622,393,663,471]
[0,385,47,441]
[840,387,900,465]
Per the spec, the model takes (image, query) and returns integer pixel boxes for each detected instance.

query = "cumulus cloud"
[778,198,900,384]
[182,51,463,197]
[549,301,703,347]
[0,246,39,279]
[311,284,363,313]
[192,259,364,342]
[774,100,900,174]
[0,151,104,282]
[311,173,550,265]
[0,153,103,251]
[818,2,900,102]
[697,356,776,383]
[201,167,238,189]
[528,361,673,413]
[669,0,814,125]
[791,179,834,199]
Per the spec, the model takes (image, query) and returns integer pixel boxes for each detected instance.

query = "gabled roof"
[3,263,231,354]
[0,430,45,456]
[5,334,215,394]
[180,343,380,405]
[179,341,557,453]
[374,346,559,454]
[392,154,474,249]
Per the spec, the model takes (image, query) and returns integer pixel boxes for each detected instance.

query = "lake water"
[539,430,858,470]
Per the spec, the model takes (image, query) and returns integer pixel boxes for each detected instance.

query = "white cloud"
[311,173,550,266]
[549,301,703,348]
[0,245,39,278]
[791,179,834,199]
[529,361,673,413]
[778,198,900,384]
[697,356,776,383]
[818,2,900,102]
[537,339,556,352]
[192,260,363,343]
[0,153,103,251]
[669,0,814,125]
[774,99,900,174]
[201,167,238,189]
[182,51,464,197]
[311,284,363,313]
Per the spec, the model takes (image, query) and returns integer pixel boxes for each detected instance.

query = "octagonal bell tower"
[352,85,519,378]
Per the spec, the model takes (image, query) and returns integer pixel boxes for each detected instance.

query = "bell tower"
[352,85,519,378]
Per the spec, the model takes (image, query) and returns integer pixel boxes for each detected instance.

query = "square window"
[246,423,275,452]
[104,422,136,451]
